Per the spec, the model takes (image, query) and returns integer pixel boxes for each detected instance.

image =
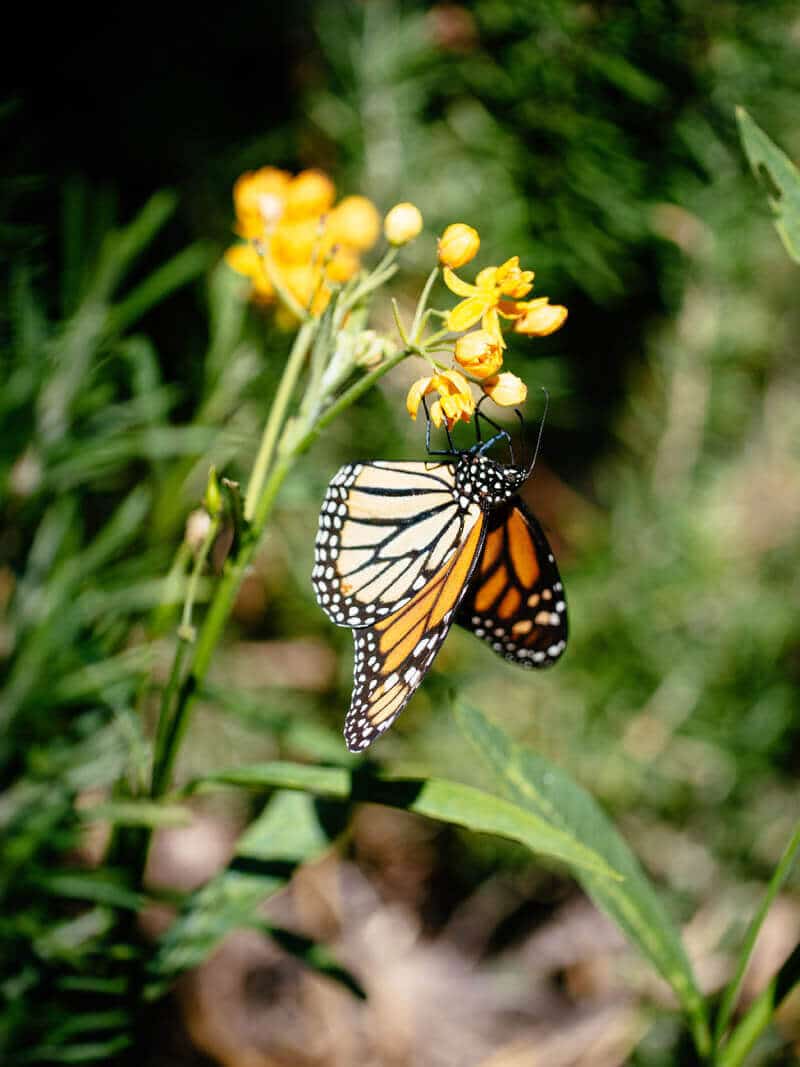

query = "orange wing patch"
[456,500,567,669]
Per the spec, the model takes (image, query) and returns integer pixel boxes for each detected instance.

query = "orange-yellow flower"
[327,196,381,251]
[233,167,291,238]
[481,372,528,406]
[438,223,480,269]
[384,202,423,246]
[445,256,534,348]
[324,244,361,284]
[510,297,568,337]
[225,166,381,320]
[271,216,324,264]
[224,244,273,301]
[284,170,336,220]
[406,369,475,429]
[453,329,503,380]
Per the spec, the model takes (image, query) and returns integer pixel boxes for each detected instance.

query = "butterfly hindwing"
[344,511,486,751]
[456,497,567,667]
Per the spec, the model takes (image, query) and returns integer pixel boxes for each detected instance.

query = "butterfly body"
[312,447,566,751]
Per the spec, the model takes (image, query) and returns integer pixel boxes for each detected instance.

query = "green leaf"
[187,761,618,880]
[236,789,329,862]
[33,907,113,963]
[48,1011,131,1042]
[36,872,142,911]
[105,242,214,337]
[78,800,192,828]
[718,942,800,1067]
[737,107,800,264]
[20,1034,132,1063]
[714,819,800,1049]
[455,703,710,1057]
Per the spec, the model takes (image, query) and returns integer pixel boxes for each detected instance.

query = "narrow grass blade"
[737,106,800,264]
[718,942,800,1067]
[714,819,800,1048]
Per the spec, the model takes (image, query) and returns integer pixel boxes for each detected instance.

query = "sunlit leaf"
[737,107,800,264]
[187,761,619,880]
[455,703,710,1055]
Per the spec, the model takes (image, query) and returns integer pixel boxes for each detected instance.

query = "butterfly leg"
[474,398,516,464]
[423,396,460,457]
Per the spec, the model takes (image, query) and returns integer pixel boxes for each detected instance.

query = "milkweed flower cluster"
[221,172,565,435]
[225,166,380,317]
[406,222,568,429]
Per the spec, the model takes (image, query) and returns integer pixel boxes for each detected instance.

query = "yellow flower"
[406,369,475,429]
[438,223,480,269]
[454,329,504,380]
[226,167,381,318]
[481,372,528,406]
[284,170,336,219]
[384,202,423,246]
[282,264,331,317]
[271,216,324,264]
[444,256,534,348]
[224,243,273,301]
[328,196,381,251]
[233,167,291,238]
[511,297,568,337]
[324,244,361,283]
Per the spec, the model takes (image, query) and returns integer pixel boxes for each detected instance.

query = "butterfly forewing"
[456,499,567,667]
[312,461,487,750]
[312,461,475,628]
[313,454,567,751]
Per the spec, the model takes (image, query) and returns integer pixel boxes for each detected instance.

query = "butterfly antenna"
[527,386,549,476]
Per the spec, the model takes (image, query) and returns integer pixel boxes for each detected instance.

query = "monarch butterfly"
[311,400,567,751]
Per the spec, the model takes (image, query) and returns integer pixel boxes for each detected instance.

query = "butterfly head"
[456,453,527,510]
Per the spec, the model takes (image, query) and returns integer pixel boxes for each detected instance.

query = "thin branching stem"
[411,267,439,342]
[714,819,800,1049]
[243,318,316,520]
[150,513,220,797]
[254,240,308,321]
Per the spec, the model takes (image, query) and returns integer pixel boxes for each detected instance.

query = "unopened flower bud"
[354,330,387,368]
[438,223,480,268]
[204,466,223,517]
[384,202,423,246]
[514,299,568,337]
[482,372,527,406]
[185,508,212,553]
[454,329,503,380]
[328,196,381,251]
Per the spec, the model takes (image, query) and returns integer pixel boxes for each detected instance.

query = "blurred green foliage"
[3,1,800,1063]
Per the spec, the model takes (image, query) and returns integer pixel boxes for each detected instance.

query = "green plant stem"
[420,325,450,348]
[717,942,800,1067]
[391,298,409,345]
[292,345,412,458]
[150,514,220,797]
[411,267,439,342]
[255,241,308,321]
[243,318,316,521]
[714,819,800,1049]
[337,250,398,320]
